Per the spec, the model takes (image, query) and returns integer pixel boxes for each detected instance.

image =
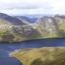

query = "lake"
[0,38,65,65]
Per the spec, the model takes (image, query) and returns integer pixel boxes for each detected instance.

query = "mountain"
[0,13,65,42]
[15,16,38,23]
[55,14,65,19]
[33,16,65,38]
[35,16,65,32]
[0,13,41,42]
[0,13,25,25]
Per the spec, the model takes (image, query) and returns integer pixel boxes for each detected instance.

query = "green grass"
[0,17,65,42]
[10,47,65,65]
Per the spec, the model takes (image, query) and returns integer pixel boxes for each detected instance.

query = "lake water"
[0,38,65,65]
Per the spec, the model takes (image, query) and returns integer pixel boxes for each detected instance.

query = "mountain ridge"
[0,13,65,42]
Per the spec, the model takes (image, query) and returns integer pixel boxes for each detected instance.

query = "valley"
[0,13,65,42]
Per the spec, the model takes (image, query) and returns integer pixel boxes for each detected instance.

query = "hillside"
[55,14,65,19]
[0,13,25,42]
[0,13,25,25]
[0,13,41,42]
[10,47,65,65]
[33,16,65,38]
[15,16,38,23]
[0,13,65,42]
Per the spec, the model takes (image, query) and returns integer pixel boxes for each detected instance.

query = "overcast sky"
[0,0,65,15]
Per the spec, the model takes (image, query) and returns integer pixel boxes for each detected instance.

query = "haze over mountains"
[0,13,65,42]
[15,16,38,23]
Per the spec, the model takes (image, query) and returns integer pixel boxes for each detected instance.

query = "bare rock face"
[0,13,65,42]
[35,16,65,33]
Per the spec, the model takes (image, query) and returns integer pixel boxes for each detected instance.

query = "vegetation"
[10,47,65,65]
[0,13,65,42]
[1,31,15,42]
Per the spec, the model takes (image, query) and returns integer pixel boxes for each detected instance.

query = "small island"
[9,47,65,65]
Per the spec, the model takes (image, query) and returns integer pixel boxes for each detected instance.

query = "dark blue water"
[1,38,65,65]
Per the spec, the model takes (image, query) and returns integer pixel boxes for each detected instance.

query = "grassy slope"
[1,17,65,42]
[34,17,65,38]
[10,47,65,65]
[0,18,41,42]
[0,18,12,41]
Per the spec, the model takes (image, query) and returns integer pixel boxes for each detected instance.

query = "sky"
[0,0,65,16]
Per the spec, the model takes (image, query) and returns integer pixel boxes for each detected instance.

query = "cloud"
[0,0,52,9]
[0,0,65,15]
[0,8,54,16]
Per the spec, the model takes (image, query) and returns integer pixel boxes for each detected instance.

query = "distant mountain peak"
[0,13,25,25]
[55,14,65,19]
[15,16,38,23]
[0,13,10,18]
